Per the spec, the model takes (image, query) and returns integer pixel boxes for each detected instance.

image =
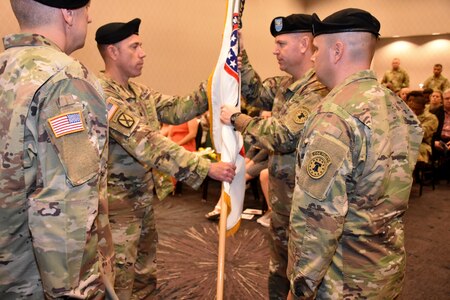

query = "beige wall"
[1,1,449,94]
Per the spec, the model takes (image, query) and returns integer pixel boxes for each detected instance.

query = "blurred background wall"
[1,0,449,94]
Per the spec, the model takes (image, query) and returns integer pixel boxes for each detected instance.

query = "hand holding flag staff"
[207,0,246,298]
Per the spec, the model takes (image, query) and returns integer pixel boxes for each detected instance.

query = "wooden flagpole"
[216,192,228,300]
[216,1,245,299]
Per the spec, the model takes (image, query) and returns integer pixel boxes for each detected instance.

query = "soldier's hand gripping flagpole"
[207,0,245,299]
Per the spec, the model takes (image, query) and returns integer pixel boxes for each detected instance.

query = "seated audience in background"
[168,119,199,152]
[407,93,438,164]
[422,88,434,103]
[422,63,450,93]
[431,89,450,178]
[428,90,443,112]
[381,57,410,93]
[256,168,271,227]
[398,87,410,102]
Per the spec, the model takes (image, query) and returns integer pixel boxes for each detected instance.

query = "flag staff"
[214,1,245,299]
[216,192,228,300]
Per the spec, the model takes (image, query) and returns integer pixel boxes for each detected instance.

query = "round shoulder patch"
[294,107,311,125]
[306,150,331,179]
[118,112,135,128]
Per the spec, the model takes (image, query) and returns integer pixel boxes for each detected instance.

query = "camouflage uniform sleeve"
[31,78,108,298]
[402,70,410,88]
[234,92,324,153]
[107,97,210,189]
[240,50,281,111]
[288,113,353,299]
[153,82,209,125]
[422,112,439,141]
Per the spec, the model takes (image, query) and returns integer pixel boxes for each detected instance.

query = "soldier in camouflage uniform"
[407,94,438,163]
[0,0,116,299]
[422,64,450,93]
[381,57,410,93]
[221,14,328,300]
[95,19,236,299]
[287,9,423,299]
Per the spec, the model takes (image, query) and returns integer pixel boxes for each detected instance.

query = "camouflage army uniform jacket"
[99,73,210,213]
[381,68,409,92]
[417,110,438,163]
[288,70,423,299]
[237,50,328,216]
[0,34,114,299]
[423,74,450,92]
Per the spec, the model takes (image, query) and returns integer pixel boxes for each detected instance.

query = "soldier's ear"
[61,9,74,27]
[107,44,119,60]
[333,41,344,64]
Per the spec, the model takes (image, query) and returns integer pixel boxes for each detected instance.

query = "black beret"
[95,18,141,45]
[33,0,89,9]
[270,14,313,37]
[312,8,380,37]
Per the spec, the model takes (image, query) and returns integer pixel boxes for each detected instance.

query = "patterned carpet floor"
[149,180,450,299]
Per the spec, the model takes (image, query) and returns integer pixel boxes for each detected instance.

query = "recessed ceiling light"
[392,35,400,38]
[431,33,440,35]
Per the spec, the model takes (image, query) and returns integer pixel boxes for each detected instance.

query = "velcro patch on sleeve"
[107,101,119,121]
[298,132,349,201]
[48,111,85,138]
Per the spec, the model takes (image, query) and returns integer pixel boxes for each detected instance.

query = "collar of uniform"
[327,69,377,98]
[98,71,138,99]
[3,33,63,52]
[287,68,316,94]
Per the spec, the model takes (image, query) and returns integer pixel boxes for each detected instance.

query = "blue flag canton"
[224,13,240,80]
[67,113,81,123]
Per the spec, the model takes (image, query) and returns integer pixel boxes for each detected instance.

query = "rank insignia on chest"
[117,112,135,128]
[306,150,331,179]
[294,107,310,125]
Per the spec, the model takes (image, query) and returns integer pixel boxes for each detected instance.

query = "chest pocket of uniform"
[45,101,100,186]
[297,132,349,201]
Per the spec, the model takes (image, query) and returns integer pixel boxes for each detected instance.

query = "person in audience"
[407,94,438,164]
[398,87,410,102]
[95,18,236,299]
[381,57,410,92]
[220,14,328,299]
[256,168,272,227]
[287,8,422,299]
[428,90,443,111]
[431,89,450,179]
[422,63,450,92]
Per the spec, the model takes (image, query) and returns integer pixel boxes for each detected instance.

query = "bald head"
[312,31,376,89]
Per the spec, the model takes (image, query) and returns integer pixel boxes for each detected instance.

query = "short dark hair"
[434,64,443,68]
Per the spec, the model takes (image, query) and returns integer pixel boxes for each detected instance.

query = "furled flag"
[208,0,245,235]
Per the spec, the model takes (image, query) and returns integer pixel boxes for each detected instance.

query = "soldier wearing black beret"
[95,18,237,299]
[2,0,117,298]
[270,14,313,37]
[96,18,141,45]
[288,8,423,300]
[33,0,90,9]
[220,12,328,300]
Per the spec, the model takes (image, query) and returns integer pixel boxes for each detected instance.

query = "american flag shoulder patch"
[48,111,85,138]
[107,101,119,121]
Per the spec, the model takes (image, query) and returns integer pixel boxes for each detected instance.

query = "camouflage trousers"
[268,211,290,300]
[110,204,158,300]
